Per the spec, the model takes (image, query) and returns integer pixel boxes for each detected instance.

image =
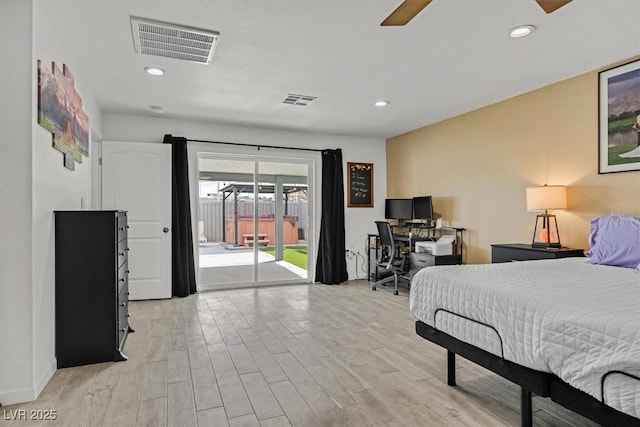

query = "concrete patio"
[198,243,308,289]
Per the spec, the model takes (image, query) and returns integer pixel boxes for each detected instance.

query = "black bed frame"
[415,321,640,427]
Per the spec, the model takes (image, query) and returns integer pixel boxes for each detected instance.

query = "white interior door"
[102,141,172,300]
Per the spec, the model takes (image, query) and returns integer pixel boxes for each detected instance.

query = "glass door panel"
[256,160,309,286]
[198,156,256,289]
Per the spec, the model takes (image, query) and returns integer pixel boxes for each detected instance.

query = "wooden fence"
[198,199,309,243]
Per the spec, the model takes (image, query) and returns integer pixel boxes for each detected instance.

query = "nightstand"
[491,243,585,263]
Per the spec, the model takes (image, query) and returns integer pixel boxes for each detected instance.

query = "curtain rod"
[185,137,326,153]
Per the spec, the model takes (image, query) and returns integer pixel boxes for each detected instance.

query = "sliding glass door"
[197,154,311,290]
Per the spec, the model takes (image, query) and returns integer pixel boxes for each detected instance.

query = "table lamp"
[526,185,567,248]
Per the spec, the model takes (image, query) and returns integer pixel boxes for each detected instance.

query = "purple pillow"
[586,214,640,269]
[588,216,603,250]
[586,213,632,248]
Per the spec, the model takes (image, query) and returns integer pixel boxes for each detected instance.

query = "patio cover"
[219,182,308,246]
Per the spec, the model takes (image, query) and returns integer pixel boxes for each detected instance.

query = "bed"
[409,257,640,427]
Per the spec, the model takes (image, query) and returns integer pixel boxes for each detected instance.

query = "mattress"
[409,257,640,418]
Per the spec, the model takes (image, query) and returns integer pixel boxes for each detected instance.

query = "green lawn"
[260,246,308,270]
[608,143,640,166]
[608,116,636,133]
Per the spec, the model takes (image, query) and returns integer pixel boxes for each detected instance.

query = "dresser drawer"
[117,239,129,267]
[117,282,129,349]
[117,214,128,242]
[117,261,128,294]
[410,252,436,269]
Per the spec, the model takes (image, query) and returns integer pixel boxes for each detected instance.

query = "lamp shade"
[526,185,567,211]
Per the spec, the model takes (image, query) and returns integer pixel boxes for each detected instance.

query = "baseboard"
[0,359,56,406]
[0,385,36,407]
[34,358,56,399]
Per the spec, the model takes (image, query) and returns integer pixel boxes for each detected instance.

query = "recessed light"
[374,100,390,107]
[149,105,164,114]
[509,25,536,38]
[144,67,165,76]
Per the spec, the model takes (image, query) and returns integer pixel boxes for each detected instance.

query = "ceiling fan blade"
[535,0,572,14]
[381,0,433,26]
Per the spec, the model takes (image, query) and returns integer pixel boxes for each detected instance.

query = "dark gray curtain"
[315,149,348,284]
[163,134,197,297]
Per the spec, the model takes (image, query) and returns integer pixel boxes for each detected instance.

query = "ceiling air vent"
[282,94,317,106]
[131,16,219,65]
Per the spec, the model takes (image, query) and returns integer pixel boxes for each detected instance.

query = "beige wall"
[387,61,640,264]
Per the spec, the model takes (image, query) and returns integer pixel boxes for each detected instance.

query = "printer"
[414,234,457,256]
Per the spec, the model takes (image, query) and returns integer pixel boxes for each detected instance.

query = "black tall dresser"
[54,210,133,368]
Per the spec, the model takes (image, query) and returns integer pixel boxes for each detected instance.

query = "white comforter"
[409,258,640,418]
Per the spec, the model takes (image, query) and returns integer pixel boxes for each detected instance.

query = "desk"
[367,227,465,283]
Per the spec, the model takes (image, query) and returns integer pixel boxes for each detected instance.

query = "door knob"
[163,227,170,233]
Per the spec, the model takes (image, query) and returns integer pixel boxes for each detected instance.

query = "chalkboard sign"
[347,162,373,207]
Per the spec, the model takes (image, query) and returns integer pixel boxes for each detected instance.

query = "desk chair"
[372,221,410,295]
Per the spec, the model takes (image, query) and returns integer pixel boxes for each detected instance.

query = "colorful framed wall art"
[598,59,640,174]
[37,61,89,170]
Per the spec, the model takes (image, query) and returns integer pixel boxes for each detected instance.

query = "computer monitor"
[413,196,433,221]
[384,198,413,222]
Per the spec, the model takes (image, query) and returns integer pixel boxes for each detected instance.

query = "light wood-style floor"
[2,280,597,426]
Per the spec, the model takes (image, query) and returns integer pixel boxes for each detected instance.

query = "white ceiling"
[39,0,640,139]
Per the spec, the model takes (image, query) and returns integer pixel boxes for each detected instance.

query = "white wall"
[0,0,35,405]
[103,113,387,280]
[31,1,103,399]
[0,0,103,405]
